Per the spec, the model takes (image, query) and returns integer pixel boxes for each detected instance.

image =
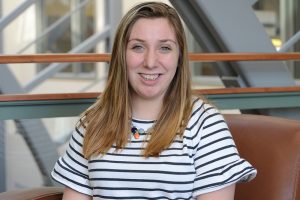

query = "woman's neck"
[131,96,163,120]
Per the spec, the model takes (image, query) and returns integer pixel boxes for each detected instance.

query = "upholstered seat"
[225,114,300,200]
[0,187,63,200]
[0,114,300,200]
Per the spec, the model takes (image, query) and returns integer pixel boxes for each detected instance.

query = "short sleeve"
[51,127,92,196]
[192,106,257,197]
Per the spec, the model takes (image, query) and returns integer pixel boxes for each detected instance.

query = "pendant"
[131,127,140,139]
[134,132,140,139]
[131,126,146,139]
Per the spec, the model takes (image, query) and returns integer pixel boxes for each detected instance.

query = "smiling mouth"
[140,73,160,80]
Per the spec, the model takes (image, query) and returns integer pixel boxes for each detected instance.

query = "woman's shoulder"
[187,97,224,131]
[190,96,219,117]
[71,125,86,144]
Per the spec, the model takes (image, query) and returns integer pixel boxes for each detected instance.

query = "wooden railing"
[1,52,300,119]
[0,52,300,63]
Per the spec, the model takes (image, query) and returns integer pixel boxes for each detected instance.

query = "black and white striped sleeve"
[51,127,92,196]
[192,106,257,197]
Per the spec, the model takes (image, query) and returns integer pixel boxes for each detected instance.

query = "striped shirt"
[51,98,257,199]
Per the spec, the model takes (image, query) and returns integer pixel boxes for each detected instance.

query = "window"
[36,0,96,78]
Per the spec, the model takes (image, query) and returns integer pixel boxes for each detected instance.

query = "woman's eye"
[160,46,171,52]
[131,45,144,52]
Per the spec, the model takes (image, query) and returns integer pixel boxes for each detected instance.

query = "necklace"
[131,126,145,139]
[131,121,156,139]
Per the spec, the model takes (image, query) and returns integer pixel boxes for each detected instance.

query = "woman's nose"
[144,50,157,68]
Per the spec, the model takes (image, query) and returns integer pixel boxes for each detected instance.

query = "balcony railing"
[0,52,300,119]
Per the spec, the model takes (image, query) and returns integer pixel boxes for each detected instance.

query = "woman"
[51,2,256,199]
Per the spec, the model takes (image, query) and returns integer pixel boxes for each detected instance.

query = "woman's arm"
[62,187,92,200]
[197,184,235,200]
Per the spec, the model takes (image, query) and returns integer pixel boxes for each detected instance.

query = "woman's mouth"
[140,73,160,81]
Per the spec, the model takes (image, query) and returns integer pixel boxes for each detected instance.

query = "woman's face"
[126,18,179,102]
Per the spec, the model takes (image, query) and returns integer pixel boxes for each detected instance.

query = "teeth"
[141,74,159,80]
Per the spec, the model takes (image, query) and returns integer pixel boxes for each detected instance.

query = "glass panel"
[37,0,96,77]
[253,0,300,80]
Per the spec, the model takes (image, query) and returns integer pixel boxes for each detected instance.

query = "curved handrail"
[1,86,300,102]
[1,86,300,119]
[0,52,300,64]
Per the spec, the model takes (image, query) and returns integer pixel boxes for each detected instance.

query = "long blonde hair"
[79,2,193,158]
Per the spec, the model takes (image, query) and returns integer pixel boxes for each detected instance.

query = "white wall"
[3,0,37,85]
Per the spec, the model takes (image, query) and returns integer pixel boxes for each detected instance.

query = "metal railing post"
[279,31,300,52]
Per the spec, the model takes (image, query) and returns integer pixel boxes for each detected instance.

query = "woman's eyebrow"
[127,38,177,45]
[128,38,176,42]
[160,39,177,45]
[128,38,145,43]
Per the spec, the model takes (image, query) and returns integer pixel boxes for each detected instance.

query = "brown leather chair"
[0,114,300,200]
[0,187,63,200]
[226,114,300,200]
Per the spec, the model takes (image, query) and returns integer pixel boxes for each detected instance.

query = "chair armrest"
[0,187,63,200]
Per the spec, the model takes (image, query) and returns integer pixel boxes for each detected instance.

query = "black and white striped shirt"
[51,99,257,199]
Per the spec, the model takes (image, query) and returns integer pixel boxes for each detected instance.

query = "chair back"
[225,114,300,200]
